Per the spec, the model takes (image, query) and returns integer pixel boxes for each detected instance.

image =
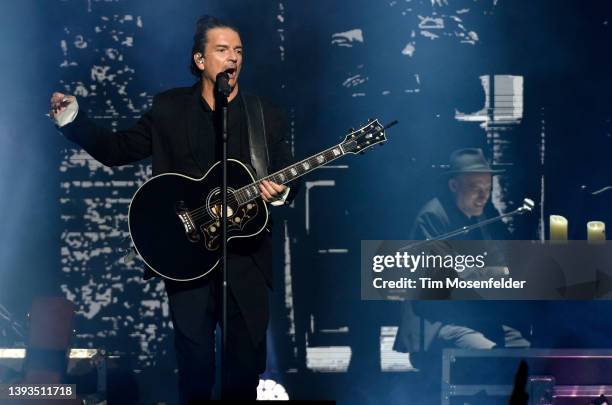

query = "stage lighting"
[257,379,289,400]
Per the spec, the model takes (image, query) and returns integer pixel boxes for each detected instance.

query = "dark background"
[0,0,611,403]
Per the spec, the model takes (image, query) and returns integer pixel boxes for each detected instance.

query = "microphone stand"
[0,303,25,344]
[399,198,535,252]
[215,73,231,398]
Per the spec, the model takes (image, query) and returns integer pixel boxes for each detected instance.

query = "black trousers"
[164,261,267,403]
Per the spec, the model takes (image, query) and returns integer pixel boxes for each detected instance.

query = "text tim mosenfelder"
[371,252,526,290]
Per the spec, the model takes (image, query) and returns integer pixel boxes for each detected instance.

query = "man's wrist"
[270,187,291,206]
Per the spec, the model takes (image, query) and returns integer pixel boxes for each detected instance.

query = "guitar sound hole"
[206,187,238,219]
[210,204,235,218]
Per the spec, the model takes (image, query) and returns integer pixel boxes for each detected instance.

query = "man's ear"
[194,53,205,68]
[448,178,458,193]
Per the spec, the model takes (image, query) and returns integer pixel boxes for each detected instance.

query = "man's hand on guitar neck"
[259,179,289,205]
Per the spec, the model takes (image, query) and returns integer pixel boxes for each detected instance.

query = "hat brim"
[444,168,506,176]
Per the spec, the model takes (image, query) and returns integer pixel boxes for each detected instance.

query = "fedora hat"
[446,148,504,175]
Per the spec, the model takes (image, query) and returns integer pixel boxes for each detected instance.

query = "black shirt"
[198,93,252,167]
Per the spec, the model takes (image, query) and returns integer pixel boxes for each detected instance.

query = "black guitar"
[128,119,391,281]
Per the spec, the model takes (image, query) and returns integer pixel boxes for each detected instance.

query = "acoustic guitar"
[128,119,393,281]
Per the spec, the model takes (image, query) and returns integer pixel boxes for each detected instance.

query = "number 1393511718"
[0,384,76,399]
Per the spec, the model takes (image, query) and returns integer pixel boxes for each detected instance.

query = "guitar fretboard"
[234,144,345,205]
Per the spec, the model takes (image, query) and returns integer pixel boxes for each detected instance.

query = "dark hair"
[190,15,240,78]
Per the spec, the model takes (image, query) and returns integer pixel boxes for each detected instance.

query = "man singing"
[50,15,298,402]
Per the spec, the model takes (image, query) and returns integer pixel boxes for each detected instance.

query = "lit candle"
[587,221,606,241]
[550,215,568,240]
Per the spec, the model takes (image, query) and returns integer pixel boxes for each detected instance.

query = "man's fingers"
[268,181,286,194]
[56,97,73,108]
[50,93,73,108]
[259,184,272,202]
[262,180,286,195]
[49,93,75,118]
[51,92,65,104]
[260,181,275,196]
[260,180,287,203]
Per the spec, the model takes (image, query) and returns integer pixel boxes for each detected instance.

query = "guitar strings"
[188,143,346,218]
[190,196,242,222]
[189,190,245,220]
[189,186,269,222]
[189,172,287,219]
[188,177,280,220]
[187,140,362,221]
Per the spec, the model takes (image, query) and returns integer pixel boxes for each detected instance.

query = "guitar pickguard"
[201,202,260,251]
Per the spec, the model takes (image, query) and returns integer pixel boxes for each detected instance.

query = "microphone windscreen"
[215,72,231,97]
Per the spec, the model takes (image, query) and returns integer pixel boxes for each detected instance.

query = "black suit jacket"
[59,82,298,344]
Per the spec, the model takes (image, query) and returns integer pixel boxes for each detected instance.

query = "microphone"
[398,197,536,251]
[215,71,231,98]
[517,198,535,214]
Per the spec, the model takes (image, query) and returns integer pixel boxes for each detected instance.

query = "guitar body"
[128,159,268,281]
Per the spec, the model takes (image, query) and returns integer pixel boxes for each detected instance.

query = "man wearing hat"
[393,148,529,387]
[411,148,506,240]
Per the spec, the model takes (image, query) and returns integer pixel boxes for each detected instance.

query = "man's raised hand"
[49,92,75,119]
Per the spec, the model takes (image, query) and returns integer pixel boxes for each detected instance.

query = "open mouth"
[225,68,237,79]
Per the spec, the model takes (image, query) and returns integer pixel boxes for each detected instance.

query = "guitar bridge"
[175,201,200,242]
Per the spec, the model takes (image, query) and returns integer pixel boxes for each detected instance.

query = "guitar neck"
[234,143,346,204]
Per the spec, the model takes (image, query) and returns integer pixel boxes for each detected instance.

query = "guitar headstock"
[341,118,387,154]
